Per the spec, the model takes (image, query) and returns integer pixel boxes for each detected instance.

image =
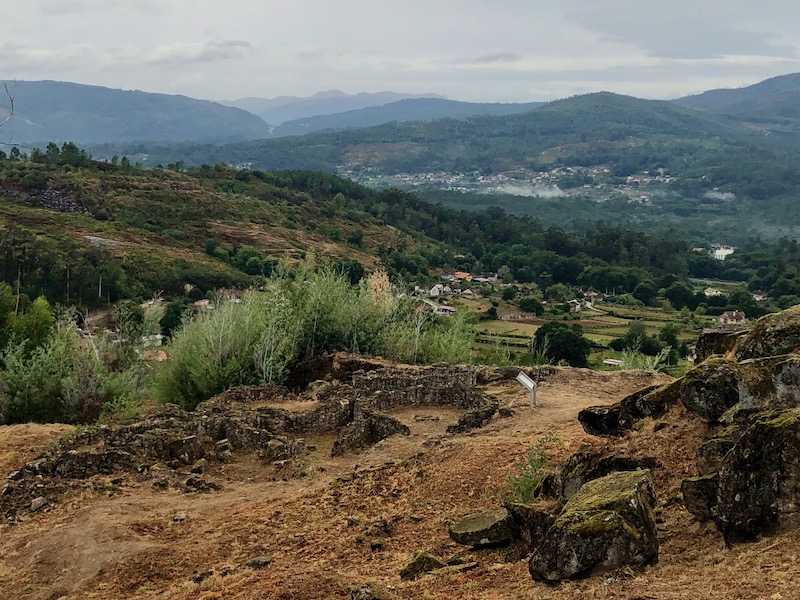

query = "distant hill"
[675,73,800,112]
[100,92,752,173]
[271,98,544,137]
[674,73,800,129]
[221,90,445,125]
[0,80,271,144]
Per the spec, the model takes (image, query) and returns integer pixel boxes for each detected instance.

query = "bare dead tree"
[0,83,14,128]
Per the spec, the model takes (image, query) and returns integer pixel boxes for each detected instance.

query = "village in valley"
[339,164,680,205]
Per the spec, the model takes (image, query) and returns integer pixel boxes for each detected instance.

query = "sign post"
[516,371,537,408]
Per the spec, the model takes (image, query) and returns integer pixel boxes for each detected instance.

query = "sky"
[3,0,800,103]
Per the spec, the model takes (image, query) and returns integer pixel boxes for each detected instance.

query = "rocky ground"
[2,330,800,599]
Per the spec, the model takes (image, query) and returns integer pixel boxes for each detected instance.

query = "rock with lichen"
[449,508,513,547]
[736,305,800,361]
[528,470,658,581]
[704,408,800,543]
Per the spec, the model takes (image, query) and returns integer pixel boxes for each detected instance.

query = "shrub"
[503,431,560,504]
[0,320,141,424]
[154,269,476,410]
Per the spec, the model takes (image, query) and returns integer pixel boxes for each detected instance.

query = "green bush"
[154,269,476,410]
[503,431,560,504]
[0,320,141,424]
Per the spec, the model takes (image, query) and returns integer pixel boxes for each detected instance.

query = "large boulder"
[694,329,748,364]
[579,383,680,437]
[504,501,555,553]
[713,408,800,543]
[449,508,513,547]
[681,474,718,523]
[680,358,744,422]
[528,470,658,581]
[736,305,800,361]
[696,437,736,475]
[399,551,445,580]
[557,449,659,500]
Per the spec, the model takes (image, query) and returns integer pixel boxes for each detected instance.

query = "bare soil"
[2,368,798,599]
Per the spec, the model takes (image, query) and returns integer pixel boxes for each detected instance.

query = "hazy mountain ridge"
[270,97,545,137]
[96,91,757,174]
[221,90,446,124]
[0,80,272,144]
[674,73,800,129]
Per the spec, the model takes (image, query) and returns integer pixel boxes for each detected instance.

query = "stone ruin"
[1,356,506,520]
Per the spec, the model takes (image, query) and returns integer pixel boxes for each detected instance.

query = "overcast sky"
[3,0,800,103]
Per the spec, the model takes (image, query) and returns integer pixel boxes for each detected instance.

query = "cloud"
[144,40,252,66]
[497,184,565,198]
[0,42,95,70]
[453,53,522,66]
[570,4,798,60]
[703,191,736,201]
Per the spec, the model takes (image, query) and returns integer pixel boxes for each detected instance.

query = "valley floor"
[2,368,798,599]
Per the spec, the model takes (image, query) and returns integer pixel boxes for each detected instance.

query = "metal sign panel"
[516,371,535,391]
[515,371,537,408]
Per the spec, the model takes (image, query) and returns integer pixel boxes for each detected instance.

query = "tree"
[546,283,571,303]
[610,321,663,355]
[659,322,681,349]
[160,299,188,337]
[498,265,514,284]
[517,297,544,315]
[501,286,517,301]
[632,281,657,305]
[533,322,591,367]
[13,296,55,351]
[664,281,696,310]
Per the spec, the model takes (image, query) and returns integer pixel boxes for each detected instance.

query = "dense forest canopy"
[0,149,797,315]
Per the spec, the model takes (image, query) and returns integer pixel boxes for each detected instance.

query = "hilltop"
[675,72,800,129]
[0,358,672,599]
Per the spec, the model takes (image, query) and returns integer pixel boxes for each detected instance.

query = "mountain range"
[220,90,446,125]
[6,74,800,148]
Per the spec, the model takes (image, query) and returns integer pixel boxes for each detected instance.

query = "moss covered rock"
[680,358,744,422]
[713,408,800,543]
[449,508,512,547]
[696,437,736,475]
[528,470,658,581]
[736,305,800,361]
[682,474,718,522]
[399,550,445,580]
[557,448,660,500]
[694,329,749,364]
[579,382,681,437]
[504,500,555,553]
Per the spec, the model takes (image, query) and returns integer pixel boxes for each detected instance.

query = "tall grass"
[154,269,475,409]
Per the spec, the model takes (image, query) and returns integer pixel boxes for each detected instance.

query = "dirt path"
[5,368,796,599]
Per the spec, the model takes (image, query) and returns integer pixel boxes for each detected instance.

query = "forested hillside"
[2,146,799,313]
[0,80,271,144]
[89,92,800,197]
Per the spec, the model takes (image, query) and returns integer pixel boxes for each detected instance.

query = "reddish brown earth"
[2,368,799,599]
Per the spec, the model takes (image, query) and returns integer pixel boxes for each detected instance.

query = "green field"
[473,302,712,369]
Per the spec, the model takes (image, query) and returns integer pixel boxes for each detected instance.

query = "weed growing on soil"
[502,430,560,503]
